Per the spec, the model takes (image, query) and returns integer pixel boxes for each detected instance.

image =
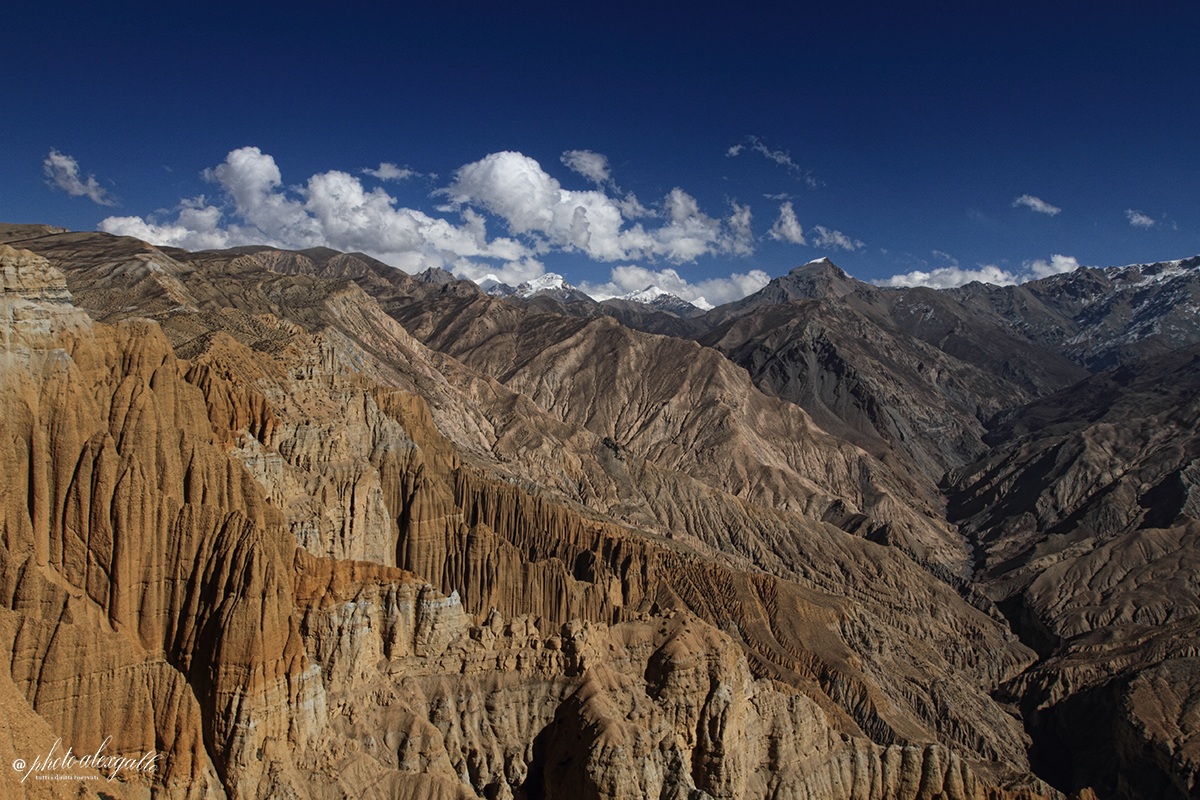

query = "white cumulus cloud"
[1013,194,1061,216]
[768,201,806,244]
[445,151,755,264]
[43,149,117,206]
[101,197,234,251]
[102,146,530,275]
[1125,209,1156,228]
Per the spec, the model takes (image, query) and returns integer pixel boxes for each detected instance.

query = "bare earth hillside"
[3,224,1196,799]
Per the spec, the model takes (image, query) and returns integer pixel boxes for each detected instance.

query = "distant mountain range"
[475,270,711,314]
[1,220,1197,800]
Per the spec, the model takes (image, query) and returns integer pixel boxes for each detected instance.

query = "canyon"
[1,223,1196,799]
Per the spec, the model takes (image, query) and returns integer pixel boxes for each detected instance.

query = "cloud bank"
[100,146,771,302]
[103,147,526,274]
[878,253,1081,289]
[443,151,756,265]
[579,264,770,308]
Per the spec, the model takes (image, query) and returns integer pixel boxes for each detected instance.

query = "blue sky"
[5,1,1199,304]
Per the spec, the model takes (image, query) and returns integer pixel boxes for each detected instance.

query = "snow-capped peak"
[520,273,569,294]
[617,285,711,313]
[475,271,583,300]
[623,285,671,303]
[475,273,511,293]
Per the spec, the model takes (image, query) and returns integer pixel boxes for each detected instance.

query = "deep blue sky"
[5,1,1198,301]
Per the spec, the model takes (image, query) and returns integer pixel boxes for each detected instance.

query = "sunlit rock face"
[4,224,1198,798]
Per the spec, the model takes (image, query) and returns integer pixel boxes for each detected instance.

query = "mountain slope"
[694,261,1085,486]
[949,256,1200,371]
[10,224,1199,798]
[947,345,1200,798]
[368,271,970,571]
[0,229,1064,798]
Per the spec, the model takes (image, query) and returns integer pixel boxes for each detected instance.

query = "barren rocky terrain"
[1,223,1196,799]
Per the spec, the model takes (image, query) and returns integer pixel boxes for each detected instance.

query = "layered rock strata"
[0,238,1063,798]
[14,228,1192,797]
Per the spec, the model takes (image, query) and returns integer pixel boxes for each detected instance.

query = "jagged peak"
[754,257,863,303]
[475,271,591,302]
[1104,254,1200,286]
[414,266,458,285]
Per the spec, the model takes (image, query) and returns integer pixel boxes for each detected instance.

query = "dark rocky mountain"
[1,221,1197,799]
[691,261,1087,485]
[948,256,1200,371]
[946,344,1200,799]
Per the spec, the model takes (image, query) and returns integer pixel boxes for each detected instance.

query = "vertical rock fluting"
[153,242,1040,784]
[0,247,323,797]
[0,238,1068,798]
[291,562,1059,800]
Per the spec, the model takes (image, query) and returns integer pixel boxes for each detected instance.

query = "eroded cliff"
[0,230,1147,798]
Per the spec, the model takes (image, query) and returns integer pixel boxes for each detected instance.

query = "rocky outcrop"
[1,249,256,796]
[1,244,90,343]
[291,560,1056,800]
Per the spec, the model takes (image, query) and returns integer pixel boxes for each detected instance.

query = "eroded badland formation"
[1,223,1197,799]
